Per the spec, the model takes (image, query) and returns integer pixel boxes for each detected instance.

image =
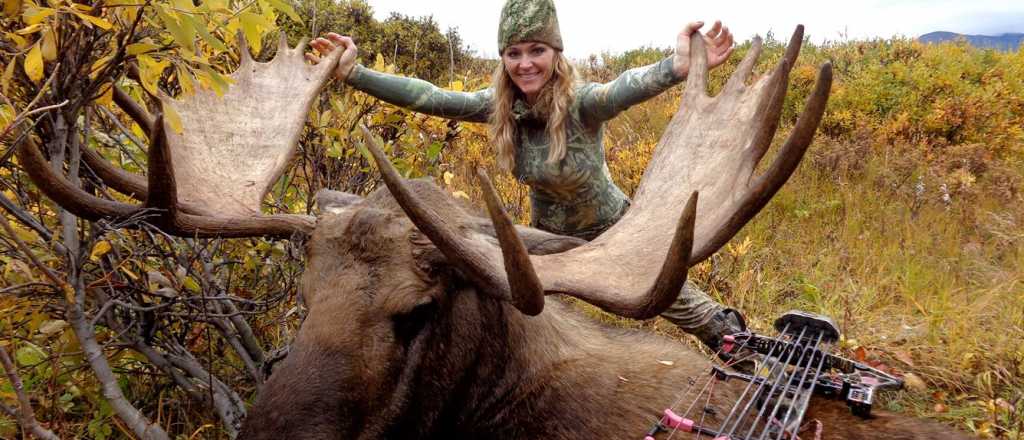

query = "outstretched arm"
[308,33,492,123]
[579,21,734,124]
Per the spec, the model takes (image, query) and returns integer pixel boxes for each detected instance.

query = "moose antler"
[366,26,831,319]
[532,26,832,316]
[18,33,343,238]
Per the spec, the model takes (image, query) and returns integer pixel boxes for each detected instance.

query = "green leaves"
[265,0,301,23]
[154,4,195,54]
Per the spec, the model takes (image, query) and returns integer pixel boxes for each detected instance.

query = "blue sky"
[345,0,1024,59]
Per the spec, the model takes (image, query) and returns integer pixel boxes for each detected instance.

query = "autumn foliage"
[0,0,1022,438]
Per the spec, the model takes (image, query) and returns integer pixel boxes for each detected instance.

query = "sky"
[356,0,1024,59]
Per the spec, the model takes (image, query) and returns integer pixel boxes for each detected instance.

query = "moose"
[18,25,974,439]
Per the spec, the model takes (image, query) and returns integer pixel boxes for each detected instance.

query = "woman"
[306,0,743,352]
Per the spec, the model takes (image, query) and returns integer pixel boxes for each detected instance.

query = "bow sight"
[645,310,903,440]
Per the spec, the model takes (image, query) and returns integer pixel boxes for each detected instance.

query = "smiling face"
[501,41,556,104]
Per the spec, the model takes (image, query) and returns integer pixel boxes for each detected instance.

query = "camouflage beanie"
[497,0,564,53]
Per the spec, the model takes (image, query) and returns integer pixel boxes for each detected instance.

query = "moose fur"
[238,180,973,440]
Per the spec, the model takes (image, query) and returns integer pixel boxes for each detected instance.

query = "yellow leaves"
[195,65,232,96]
[203,0,229,13]
[264,0,300,23]
[175,64,194,96]
[0,103,14,127]
[119,265,139,281]
[448,80,464,92]
[40,26,56,60]
[22,6,54,25]
[1,60,15,96]
[3,0,22,16]
[126,41,160,56]
[94,84,113,106]
[24,41,43,82]
[181,14,227,52]
[154,4,195,54]
[69,9,112,29]
[181,276,200,293]
[169,0,194,12]
[89,240,112,262]
[237,12,273,54]
[136,54,170,96]
[5,32,27,48]
[14,23,43,34]
[88,54,112,79]
[163,103,183,134]
[5,218,40,244]
[68,2,94,13]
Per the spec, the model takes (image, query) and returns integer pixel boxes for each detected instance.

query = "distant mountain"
[918,32,1024,51]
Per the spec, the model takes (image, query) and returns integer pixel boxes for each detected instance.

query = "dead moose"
[18,27,974,440]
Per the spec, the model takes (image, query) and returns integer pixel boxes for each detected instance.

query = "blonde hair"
[489,51,577,172]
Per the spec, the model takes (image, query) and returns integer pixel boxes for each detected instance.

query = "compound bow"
[644,310,903,440]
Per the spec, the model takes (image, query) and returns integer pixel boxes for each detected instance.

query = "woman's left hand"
[672,20,734,78]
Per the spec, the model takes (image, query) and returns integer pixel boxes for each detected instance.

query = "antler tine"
[634,191,697,319]
[747,26,804,168]
[236,30,254,67]
[360,126,510,296]
[112,85,155,133]
[18,137,138,220]
[692,62,832,262]
[292,36,310,55]
[782,25,805,70]
[477,168,545,316]
[269,31,308,59]
[143,112,177,216]
[723,36,763,94]
[81,147,148,199]
[683,30,709,102]
[20,132,314,239]
[277,32,290,55]
[535,190,698,319]
[746,58,790,168]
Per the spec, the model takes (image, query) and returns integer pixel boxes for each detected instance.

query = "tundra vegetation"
[0,0,1021,438]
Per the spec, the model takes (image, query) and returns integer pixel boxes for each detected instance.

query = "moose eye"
[392,299,437,345]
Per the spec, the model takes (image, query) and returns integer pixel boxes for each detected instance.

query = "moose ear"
[315,189,364,215]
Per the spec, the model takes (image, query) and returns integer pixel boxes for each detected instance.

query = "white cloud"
[346,0,1023,59]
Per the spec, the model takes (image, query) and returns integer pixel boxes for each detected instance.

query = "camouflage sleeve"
[345,64,492,123]
[577,56,684,124]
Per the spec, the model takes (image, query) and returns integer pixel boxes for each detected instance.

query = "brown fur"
[239,180,974,440]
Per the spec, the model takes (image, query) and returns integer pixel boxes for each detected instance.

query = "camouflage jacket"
[346,57,683,240]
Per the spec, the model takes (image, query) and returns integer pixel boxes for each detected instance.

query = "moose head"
[19,28,974,439]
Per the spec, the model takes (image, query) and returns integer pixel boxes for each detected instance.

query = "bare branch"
[0,65,66,142]
[0,190,53,243]
[0,208,67,291]
[67,280,169,439]
[0,344,61,440]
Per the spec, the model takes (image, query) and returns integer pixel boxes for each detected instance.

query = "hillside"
[919,31,1024,51]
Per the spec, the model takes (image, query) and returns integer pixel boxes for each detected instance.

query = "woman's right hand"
[307,33,358,82]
